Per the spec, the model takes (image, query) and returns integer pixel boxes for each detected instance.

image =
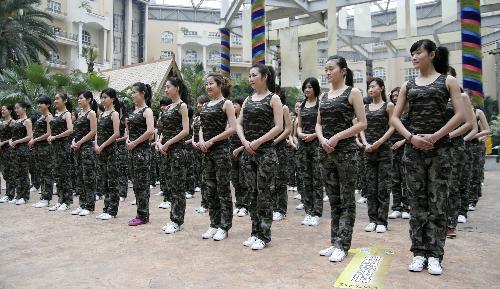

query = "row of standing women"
[0,39,491,276]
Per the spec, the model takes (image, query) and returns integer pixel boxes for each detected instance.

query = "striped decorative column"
[461,0,483,104]
[220,28,230,77]
[251,0,265,65]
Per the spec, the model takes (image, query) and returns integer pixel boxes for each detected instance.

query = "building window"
[405,68,419,81]
[208,50,220,64]
[317,58,326,67]
[161,31,173,44]
[231,54,242,62]
[208,32,220,39]
[320,75,328,86]
[113,14,120,31]
[160,50,174,59]
[113,37,122,53]
[230,73,242,80]
[373,67,386,81]
[353,70,364,84]
[131,41,138,57]
[183,30,198,36]
[49,51,60,63]
[47,0,62,14]
[82,30,91,46]
[132,20,140,35]
[52,26,61,35]
[231,35,241,46]
[184,50,198,63]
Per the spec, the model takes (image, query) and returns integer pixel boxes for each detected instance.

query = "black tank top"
[97,111,116,147]
[50,111,69,143]
[0,119,13,149]
[33,115,49,144]
[243,94,274,148]
[318,87,356,152]
[74,110,92,146]
[200,99,228,147]
[160,102,186,146]
[192,114,201,143]
[364,102,389,144]
[128,107,149,149]
[300,100,318,134]
[11,119,27,142]
[406,74,450,148]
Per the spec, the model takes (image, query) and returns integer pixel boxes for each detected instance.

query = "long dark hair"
[301,77,320,109]
[166,77,189,104]
[3,104,17,120]
[132,82,153,107]
[55,92,72,112]
[100,88,120,113]
[410,39,449,74]
[326,55,354,87]
[37,95,53,114]
[250,63,276,93]
[368,77,387,102]
[16,100,31,118]
[389,87,400,104]
[77,91,98,114]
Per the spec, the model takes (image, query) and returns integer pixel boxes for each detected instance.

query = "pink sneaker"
[128,217,148,226]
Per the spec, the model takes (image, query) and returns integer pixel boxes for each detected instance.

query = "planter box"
[485,155,497,171]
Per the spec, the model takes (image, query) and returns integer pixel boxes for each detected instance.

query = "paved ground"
[0,168,499,289]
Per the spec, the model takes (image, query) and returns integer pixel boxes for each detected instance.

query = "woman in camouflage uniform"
[230,96,248,217]
[391,39,464,275]
[0,105,16,203]
[191,95,210,214]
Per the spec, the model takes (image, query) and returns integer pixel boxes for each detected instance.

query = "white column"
[202,45,207,71]
[124,0,132,65]
[103,29,108,63]
[327,0,337,56]
[301,40,318,80]
[78,22,83,57]
[143,3,148,62]
[177,45,182,69]
[242,6,252,63]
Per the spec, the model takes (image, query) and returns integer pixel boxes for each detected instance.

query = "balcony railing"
[182,58,199,64]
[53,29,78,41]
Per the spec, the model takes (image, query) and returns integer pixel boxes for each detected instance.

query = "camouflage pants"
[287,147,297,187]
[320,150,357,252]
[298,140,323,217]
[294,148,304,196]
[185,146,196,193]
[98,147,119,216]
[116,142,129,198]
[231,152,247,209]
[469,141,484,205]
[447,139,466,229]
[195,149,208,208]
[129,145,151,221]
[29,149,40,190]
[162,145,188,226]
[242,146,277,244]
[203,144,233,231]
[33,143,54,201]
[12,144,30,200]
[52,141,73,205]
[403,145,450,260]
[356,148,367,198]
[74,143,96,211]
[391,147,409,213]
[150,147,160,186]
[271,142,288,215]
[365,146,392,226]
[1,148,16,199]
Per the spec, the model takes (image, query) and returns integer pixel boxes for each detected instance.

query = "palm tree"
[83,47,98,73]
[0,0,58,71]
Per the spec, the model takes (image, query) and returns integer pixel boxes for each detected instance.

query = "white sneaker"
[243,236,258,247]
[309,216,320,226]
[365,222,376,232]
[15,198,26,205]
[293,194,301,200]
[34,200,49,208]
[154,191,163,196]
[194,187,201,193]
[295,203,304,210]
[468,204,475,211]
[185,192,193,199]
[96,213,105,219]
[100,213,113,220]
[427,257,443,275]
[195,207,207,214]
[155,181,160,185]
[213,228,227,241]
[251,238,266,250]
[376,225,387,233]
[95,195,102,201]
[408,256,426,272]
[163,222,182,234]
[357,197,367,204]
[130,199,136,205]
[158,201,171,209]
[301,214,312,226]
[354,189,361,194]
[319,246,335,256]
[30,187,38,193]
[119,197,125,202]
[323,195,329,202]
[8,198,17,204]
[273,212,284,221]
[71,207,83,215]
[329,248,346,262]
[402,212,411,219]
[48,203,61,211]
[389,211,402,219]
[0,196,10,203]
[233,208,240,216]
[32,201,39,207]
[457,215,467,223]
[57,203,69,211]
[237,208,248,217]
[150,185,154,189]
[202,227,218,239]
[79,209,90,216]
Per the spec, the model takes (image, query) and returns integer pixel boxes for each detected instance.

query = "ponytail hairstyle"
[410,39,449,74]
[369,77,387,102]
[55,92,72,112]
[100,88,121,113]
[206,72,232,99]
[132,82,153,107]
[77,91,98,114]
[447,66,457,77]
[326,55,353,87]
[166,77,189,105]
[301,77,320,109]
[389,87,401,104]
[16,100,31,115]
[232,95,246,107]
[250,63,276,93]
[275,84,286,106]
[197,95,210,105]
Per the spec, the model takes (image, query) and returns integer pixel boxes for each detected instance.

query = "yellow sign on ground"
[334,245,394,289]
[485,136,492,154]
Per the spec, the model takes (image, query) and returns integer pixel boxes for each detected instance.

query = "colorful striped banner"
[220,28,230,77]
[461,0,483,104]
[252,0,265,65]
